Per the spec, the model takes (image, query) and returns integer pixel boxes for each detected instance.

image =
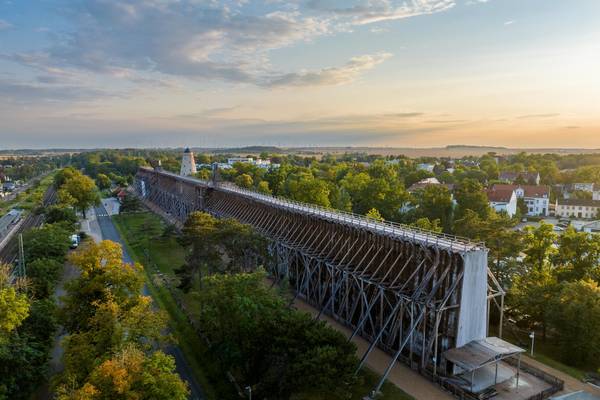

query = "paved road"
[94,204,205,400]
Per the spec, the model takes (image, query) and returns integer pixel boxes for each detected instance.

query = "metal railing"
[141,167,485,252]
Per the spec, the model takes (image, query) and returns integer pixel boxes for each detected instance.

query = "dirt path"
[291,299,453,400]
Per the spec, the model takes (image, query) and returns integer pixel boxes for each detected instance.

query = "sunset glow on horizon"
[1,0,599,149]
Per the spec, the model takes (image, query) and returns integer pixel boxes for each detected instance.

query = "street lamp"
[245,386,252,400]
[529,331,535,356]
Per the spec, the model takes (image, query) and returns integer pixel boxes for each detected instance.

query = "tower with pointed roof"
[180,148,197,176]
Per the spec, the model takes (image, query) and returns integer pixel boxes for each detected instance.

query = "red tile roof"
[491,184,549,198]
[487,188,515,203]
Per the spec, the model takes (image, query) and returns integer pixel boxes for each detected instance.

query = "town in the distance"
[2,146,600,400]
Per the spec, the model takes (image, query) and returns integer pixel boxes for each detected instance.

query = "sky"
[0,0,599,149]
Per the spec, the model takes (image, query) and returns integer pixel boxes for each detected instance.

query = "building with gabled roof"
[556,198,600,219]
[487,187,518,217]
[491,184,550,216]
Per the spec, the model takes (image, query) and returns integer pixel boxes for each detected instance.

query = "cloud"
[0,79,115,103]
[0,19,12,30]
[516,113,559,119]
[5,0,453,88]
[263,52,392,87]
[307,0,455,25]
[26,0,330,86]
[504,20,515,26]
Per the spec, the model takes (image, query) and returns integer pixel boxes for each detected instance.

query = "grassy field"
[113,210,414,400]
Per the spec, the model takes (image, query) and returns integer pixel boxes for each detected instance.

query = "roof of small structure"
[443,337,525,373]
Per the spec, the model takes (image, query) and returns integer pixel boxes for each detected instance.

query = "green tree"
[0,299,57,400]
[61,296,168,385]
[235,173,254,189]
[365,208,383,221]
[54,167,78,188]
[23,223,71,263]
[57,345,189,400]
[417,185,453,231]
[549,280,600,366]
[0,265,29,344]
[194,272,357,399]
[285,172,331,207]
[176,212,221,290]
[553,227,600,282]
[256,180,271,195]
[59,172,100,218]
[454,178,490,220]
[60,241,145,332]
[411,217,442,233]
[45,205,78,227]
[509,265,557,337]
[27,258,63,298]
[96,173,111,190]
[522,222,557,270]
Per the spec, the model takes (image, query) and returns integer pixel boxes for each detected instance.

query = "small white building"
[487,188,518,217]
[227,157,254,165]
[491,184,550,216]
[556,199,600,219]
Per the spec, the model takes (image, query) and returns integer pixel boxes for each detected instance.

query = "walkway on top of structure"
[140,167,484,254]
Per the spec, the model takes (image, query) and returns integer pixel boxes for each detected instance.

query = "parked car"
[70,234,79,249]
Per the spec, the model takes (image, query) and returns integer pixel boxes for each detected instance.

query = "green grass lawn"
[113,210,415,400]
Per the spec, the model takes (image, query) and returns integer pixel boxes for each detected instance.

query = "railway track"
[0,185,57,265]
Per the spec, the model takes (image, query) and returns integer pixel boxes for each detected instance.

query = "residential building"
[416,163,435,173]
[563,183,595,199]
[555,199,600,219]
[227,157,254,165]
[498,171,541,185]
[486,188,518,217]
[491,184,550,216]
[226,157,278,169]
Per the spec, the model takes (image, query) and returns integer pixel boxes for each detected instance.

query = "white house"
[556,199,600,219]
[491,184,550,216]
[487,188,518,217]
